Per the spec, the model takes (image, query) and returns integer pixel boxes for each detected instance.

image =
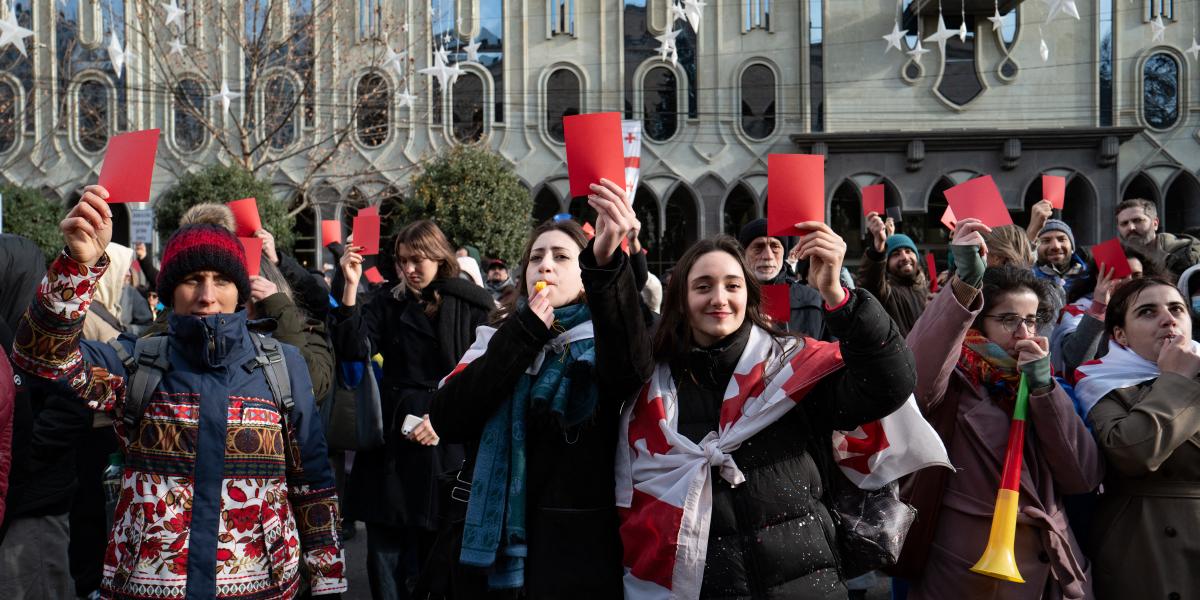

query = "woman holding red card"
[904,218,1103,600]
[336,219,495,600]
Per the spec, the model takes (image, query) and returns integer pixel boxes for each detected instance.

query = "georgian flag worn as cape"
[614,326,950,599]
[1073,339,1200,416]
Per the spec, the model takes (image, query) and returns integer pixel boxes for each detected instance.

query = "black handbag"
[828,474,917,578]
[321,345,385,451]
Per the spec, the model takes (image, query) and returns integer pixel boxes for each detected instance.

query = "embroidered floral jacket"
[13,252,346,600]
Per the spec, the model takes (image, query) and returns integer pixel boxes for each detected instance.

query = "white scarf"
[1073,339,1200,415]
[614,326,949,599]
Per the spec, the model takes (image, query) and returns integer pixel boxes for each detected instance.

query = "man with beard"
[1034,219,1088,303]
[484,258,516,304]
[737,218,832,340]
[858,212,928,336]
[1116,198,1200,277]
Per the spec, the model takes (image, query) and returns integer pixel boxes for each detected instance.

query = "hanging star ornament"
[1043,0,1079,23]
[107,33,128,78]
[907,42,930,62]
[162,0,185,28]
[655,27,681,66]
[167,37,185,55]
[882,21,905,53]
[958,20,968,42]
[682,0,705,35]
[433,44,449,67]
[463,37,480,62]
[396,87,416,108]
[988,7,1005,32]
[670,2,687,24]
[209,81,241,114]
[1186,37,1200,60]
[0,7,34,57]
[924,13,957,56]
[1040,37,1049,62]
[383,45,406,74]
[1151,15,1166,42]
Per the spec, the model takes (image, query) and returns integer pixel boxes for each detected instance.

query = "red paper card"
[228,198,261,237]
[926,252,939,293]
[1042,175,1066,210]
[1090,239,1133,279]
[943,175,1013,227]
[762,284,791,325]
[581,222,596,239]
[358,206,378,218]
[97,129,160,203]
[564,112,625,198]
[767,154,825,236]
[364,266,385,284]
[862,184,885,217]
[321,220,342,246]
[940,206,957,231]
[239,237,263,278]
[352,215,381,255]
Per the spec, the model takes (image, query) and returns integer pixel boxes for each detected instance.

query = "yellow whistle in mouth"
[535,281,547,294]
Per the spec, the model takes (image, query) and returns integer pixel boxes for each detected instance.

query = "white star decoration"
[162,0,185,28]
[107,33,128,78]
[167,37,185,55]
[958,21,967,42]
[0,7,34,57]
[907,43,930,62]
[209,81,241,114]
[655,28,681,66]
[670,2,687,24]
[882,21,905,53]
[463,37,480,63]
[1043,0,1079,23]
[1040,37,1049,62]
[1186,37,1200,60]
[1151,15,1166,43]
[396,87,416,108]
[682,0,705,35]
[419,48,463,91]
[988,7,1005,32]
[383,45,406,74]
[923,13,956,56]
[433,44,449,67]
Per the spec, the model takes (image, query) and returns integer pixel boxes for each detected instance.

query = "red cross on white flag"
[622,120,641,206]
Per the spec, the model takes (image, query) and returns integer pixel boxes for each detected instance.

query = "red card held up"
[926,252,939,293]
[762,284,791,325]
[352,214,381,255]
[943,175,1013,227]
[321,220,342,246]
[767,154,825,236]
[862,184,885,217]
[239,237,263,278]
[581,222,596,240]
[364,266,385,284]
[228,198,262,237]
[940,206,957,231]
[1090,239,1133,279]
[1042,175,1066,210]
[97,129,160,203]
[564,112,625,198]
[358,206,378,218]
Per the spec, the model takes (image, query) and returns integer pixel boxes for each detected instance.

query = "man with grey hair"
[1116,198,1200,276]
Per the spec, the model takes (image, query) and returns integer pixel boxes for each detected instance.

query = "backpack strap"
[246,332,294,422]
[122,336,171,430]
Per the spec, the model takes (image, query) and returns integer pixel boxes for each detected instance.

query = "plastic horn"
[969,374,1028,583]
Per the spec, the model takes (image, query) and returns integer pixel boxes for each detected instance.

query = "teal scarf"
[459,303,597,589]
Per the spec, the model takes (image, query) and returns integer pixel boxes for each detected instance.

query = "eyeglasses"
[983,313,1046,333]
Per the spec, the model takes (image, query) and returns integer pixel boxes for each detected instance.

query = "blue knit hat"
[1037,219,1075,249]
[885,234,919,258]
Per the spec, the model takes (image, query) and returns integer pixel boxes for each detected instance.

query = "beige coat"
[1088,373,1200,600]
[906,281,1104,600]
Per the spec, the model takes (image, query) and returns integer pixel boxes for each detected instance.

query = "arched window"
[661,186,698,270]
[1123,171,1158,203]
[545,69,580,143]
[532,187,560,223]
[1164,172,1200,235]
[0,80,16,153]
[830,181,864,260]
[740,64,775,140]
[77,79,110,153]
[452,72,484,143]
[643,67,678,141]
[1143,52,1180,129]
[174,78,207,153]
[633,185,662,273]
[356,73,390,147]
[264,73,299,150]
[723,184,758,235]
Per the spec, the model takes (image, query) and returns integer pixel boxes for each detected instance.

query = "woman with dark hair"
[602,186,917,596]
[905,218,1103,599]
[1071,277,1200,599]
[430,191,652,598]
[1050,244,1160,379]
[337,219,495,600]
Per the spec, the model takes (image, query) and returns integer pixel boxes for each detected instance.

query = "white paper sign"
[130,207,155,244]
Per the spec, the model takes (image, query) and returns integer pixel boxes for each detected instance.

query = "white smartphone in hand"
[401,414,424,437]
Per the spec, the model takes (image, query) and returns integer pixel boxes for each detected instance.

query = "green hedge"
[1,183,65,262]
[155,163,294,250]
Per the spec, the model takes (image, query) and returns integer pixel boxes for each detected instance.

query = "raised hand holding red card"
[564,112,625,198]
[862,184,885,217]
[97,129,160,203]
[239,237,264,277]
[943,175,1013,227]
[1042,175,1066,210]
[1090,238,1132,279]
[228,198,261,237]
[767,154,825,236]
[364,266,385,284]
[353,214,381,255]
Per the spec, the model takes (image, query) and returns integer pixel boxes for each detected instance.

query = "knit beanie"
[884,234,919,259]
[737,218,796,254]
[1037,219,1076,249]
[157,224,251,307]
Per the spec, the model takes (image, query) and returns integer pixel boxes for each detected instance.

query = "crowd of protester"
[0,181,1198,600]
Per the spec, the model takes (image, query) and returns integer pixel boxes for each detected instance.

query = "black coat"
[332,277,494,528]
[431,247,652,598]
[622,288,916,599]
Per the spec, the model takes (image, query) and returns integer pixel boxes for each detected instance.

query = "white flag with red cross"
[622,120,641,206]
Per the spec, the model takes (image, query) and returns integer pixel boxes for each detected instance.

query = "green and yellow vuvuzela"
[970,374,1029,584]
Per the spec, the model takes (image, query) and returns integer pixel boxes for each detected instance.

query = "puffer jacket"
[13,251,346,600]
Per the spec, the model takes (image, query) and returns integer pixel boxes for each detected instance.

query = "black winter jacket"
[333,277,494,528]
[621,286,916,599]
[431,247,652,598]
